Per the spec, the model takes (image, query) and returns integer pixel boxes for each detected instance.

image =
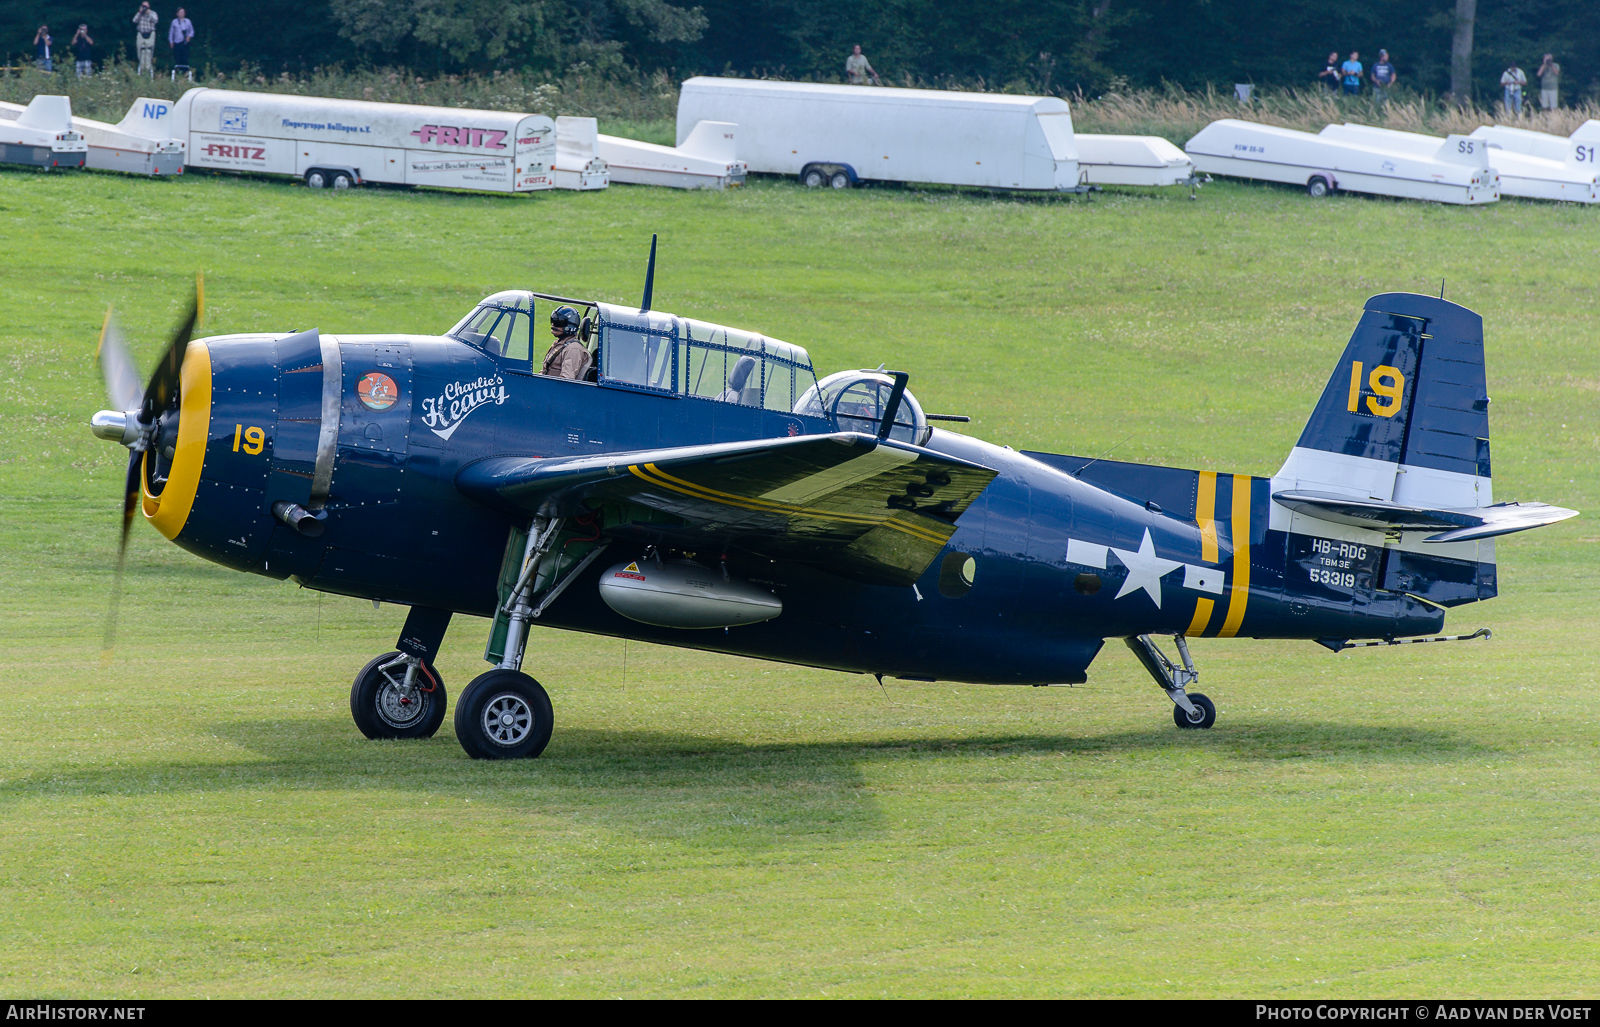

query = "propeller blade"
[140,298,197,421]
[97,308,142,413]
[103,448,143,658]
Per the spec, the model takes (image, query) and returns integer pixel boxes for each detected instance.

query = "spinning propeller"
[90,275,204,653]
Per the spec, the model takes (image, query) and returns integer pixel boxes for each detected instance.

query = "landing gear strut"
[350,605,453,740]
[454,516,587,760]
[1125,634,1217,729]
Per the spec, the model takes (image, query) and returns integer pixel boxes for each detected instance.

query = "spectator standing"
[71,25,94,77]
[1317,51,1341,91]
[845,45,880,86]
[1537,54,1560,110]
[1340,51,1363,95]
[1501,63,1527,115]
[33,25,52,72]
[1369,49,1397,106]
[132,3,158,77]
[168,8,194,80]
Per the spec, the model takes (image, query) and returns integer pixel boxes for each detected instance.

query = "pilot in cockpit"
[541,305,592,380]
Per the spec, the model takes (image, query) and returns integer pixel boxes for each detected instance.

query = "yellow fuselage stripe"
[1218,473,1252,638]
[1196,471,1218,562]
[142,341,211,541]
[1185,471,1220,636]
[630,462,952,546]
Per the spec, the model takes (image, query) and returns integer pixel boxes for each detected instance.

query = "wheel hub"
[376,681,427,728]
[482,693,533,746]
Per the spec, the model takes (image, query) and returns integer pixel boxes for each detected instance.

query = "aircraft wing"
[457,433,998,586]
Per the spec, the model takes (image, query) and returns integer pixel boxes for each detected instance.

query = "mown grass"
[0,167,1597,997]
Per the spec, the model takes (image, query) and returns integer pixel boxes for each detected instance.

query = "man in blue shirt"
[1341,52,1363,95]
[1369,50,1396,106]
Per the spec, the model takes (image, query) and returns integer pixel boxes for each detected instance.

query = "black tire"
[331,171,353,190]
[802,168,825,188]
[1173,691,1217,730]
[1307,176,1331,198]
[349,651,447,740]
[829,171,851,190]
[454,670,554,760]
[305,169,327,189]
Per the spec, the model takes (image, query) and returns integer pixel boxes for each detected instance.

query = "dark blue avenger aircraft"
[91,270,1576,760]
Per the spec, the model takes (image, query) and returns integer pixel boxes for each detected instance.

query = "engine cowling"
[599,559,782,629]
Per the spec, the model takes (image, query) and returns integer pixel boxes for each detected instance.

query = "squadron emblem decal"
[357,372,399,411]
[420,374,508,441]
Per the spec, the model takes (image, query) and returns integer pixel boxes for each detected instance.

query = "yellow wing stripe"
[628,462,953,546]
[1218,474,1252,638]
[1186,597,1215,637]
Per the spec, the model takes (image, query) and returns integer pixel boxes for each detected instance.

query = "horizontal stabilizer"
[1273,489,1577,542]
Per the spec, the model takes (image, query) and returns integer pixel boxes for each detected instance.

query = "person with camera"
[132,3,158,76]
[71,25,95,77]
[32,25,52,72]
[168,8,194,80]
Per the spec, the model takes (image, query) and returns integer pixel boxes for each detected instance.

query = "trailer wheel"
[829,171,851,190]
[331,171,354,190]
[802,168,825,188]
[305,169,327,189]
[1307,176,1332,198]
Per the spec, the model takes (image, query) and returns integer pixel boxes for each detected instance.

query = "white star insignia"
[1110,528,1183,608]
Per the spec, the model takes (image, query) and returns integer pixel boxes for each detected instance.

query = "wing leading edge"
[456,432,998,586]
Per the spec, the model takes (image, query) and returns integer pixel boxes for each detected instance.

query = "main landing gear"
[1125,634,1217,729]
[349,517,594,759]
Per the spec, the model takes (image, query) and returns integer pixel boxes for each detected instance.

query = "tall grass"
[0,60,678,128]
[1072,83,1600,145]
[4,62,1595,147]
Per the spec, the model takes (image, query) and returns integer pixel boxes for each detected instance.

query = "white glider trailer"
[1185,118,1499,204]
[675,77,1085,192]
[0,95,86,170]
[1469,120,1600,163]
[1074,134,1200,187]
[162,87,555,193]
[1,95,184,176]
[596,119,746,190]
[1322,123,1600,203]
[552,116,610,190]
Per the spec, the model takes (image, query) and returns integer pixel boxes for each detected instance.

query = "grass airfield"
[1,167,1597,998]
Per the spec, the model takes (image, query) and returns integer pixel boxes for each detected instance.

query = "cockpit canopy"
[446,291,821,414]
[795,370,929,445]
[448,290,537,361]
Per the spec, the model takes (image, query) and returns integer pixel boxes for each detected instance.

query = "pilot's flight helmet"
[550,305,581,336]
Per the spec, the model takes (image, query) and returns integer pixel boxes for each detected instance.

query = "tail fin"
[1275,294,1575,609]
[1278,292,1490,509]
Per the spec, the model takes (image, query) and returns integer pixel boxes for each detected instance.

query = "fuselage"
[148,328,1446,687]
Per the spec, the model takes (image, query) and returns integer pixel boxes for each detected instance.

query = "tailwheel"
[454,670,554,760]
[1173,691,1216,730]
[350,651,447,740]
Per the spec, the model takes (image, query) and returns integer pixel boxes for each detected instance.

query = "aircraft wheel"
[1306,176,1332,198]
[455,670,554,760]
[1173,691,1216,730]
[305,169,327,189]
[350,651,447,740]
[331,171,354,190]
[802,168,825,188]
[830,171,851,190]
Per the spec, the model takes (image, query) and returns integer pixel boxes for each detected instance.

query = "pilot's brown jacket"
[542,335,591,380]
